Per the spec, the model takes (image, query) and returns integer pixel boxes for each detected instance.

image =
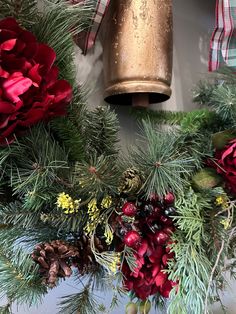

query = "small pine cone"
[118,168,143,195]
[75,234,106,275]
[32,240,79,287]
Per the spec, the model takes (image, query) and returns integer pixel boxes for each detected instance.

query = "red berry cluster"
[117,192,177,300]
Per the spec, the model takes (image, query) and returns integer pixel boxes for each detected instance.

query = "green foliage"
[167,190,212,314]
[32,1,92,85]
[74,154,119,196]
[0,201,42,229]
[173,189,211,246]
[0,125,70,199]
[129,120,197,197]
[58,286,100,314]
[0,247,47,306]
[84,106,120,158]
[40,208,86,233]
[167,188,234,314]
[0,304,12,314]
[131,108,186,125]
[194,70,236,129]
[180,109,222,134]
[210,84,236,125]
[51,94,86,162]
[0,0,38,28]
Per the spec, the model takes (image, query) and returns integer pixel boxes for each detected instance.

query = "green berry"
[126,302,138,314]
[139,300,151,314]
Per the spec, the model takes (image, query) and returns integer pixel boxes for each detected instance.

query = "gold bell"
[102,0,173,107]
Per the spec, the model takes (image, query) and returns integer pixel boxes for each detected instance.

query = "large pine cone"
[74,234,105,275]
[32,240,79,287]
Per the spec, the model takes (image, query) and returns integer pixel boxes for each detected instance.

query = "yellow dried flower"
[88,198,99,213]
[104,224,114,245]
[108,254,120,274]
[101,195,112,209]
[216,196,224,205]
[56,192,81,214]
[220,218,231,230]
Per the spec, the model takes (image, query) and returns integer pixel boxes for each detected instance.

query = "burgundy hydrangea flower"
[122,239,176,300]
[117,196,178,301]
[212,139,236,195]
[0,18,72,145]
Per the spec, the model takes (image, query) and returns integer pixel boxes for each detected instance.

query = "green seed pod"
[212,129,236,150]
[192,168,222,191]
[139,300,151,314]
[125,302,138,314]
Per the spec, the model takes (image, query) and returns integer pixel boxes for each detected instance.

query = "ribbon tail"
[73,0,111,55]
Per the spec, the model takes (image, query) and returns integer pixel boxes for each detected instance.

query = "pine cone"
[32,240,79,287]
[74,234,105,275]
[119,168,143,195]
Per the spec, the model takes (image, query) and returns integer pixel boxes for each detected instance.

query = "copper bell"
[102,0,173,107]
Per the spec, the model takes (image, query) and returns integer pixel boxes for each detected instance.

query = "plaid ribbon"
[209,0,236,71]
[73,0,110,54]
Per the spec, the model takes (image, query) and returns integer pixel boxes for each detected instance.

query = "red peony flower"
[0,18,72,145]
[213,139,236,195]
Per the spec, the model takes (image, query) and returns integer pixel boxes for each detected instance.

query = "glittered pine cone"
[0,18,72,145]
[118,168,143,195]
[75,234,106,275]
[32,240,79,287]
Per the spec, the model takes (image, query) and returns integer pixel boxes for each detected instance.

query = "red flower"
[0,18,72,145]
[213,139,236,195]
[122,236,176,300]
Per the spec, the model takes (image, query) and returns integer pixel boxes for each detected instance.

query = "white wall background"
[3,0,236,313]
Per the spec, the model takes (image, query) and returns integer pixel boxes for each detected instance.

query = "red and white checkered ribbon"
[72,0,110,54]
[209,0,236,71]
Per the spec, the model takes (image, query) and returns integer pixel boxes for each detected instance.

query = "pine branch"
[58,286,99,314]
[1,125,71,197]
[40,208,86,233]
[50,90,87,162]
[73,154,119,196]
[0,304,12,314]
[0,201,42,229]
[0,247,47,306]
[0,0,38,28]
[131,108,186,125]
[193,71,236,129]
[84,106,120,158]
[32,1,93,85]
[129,120,197,197]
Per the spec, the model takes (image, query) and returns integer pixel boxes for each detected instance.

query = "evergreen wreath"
[0,1,235,314]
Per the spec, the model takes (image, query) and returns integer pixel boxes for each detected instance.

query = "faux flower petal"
[3,74,32,103]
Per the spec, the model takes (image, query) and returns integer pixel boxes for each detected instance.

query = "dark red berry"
[149,193,159,202]
[164,192,175,205]
[154,231,170,245]
[160,215,173,226]
[122,202,138,217]
[124,230,141,248]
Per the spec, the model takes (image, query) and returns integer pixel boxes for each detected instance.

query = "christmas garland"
[0,2,235,314]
